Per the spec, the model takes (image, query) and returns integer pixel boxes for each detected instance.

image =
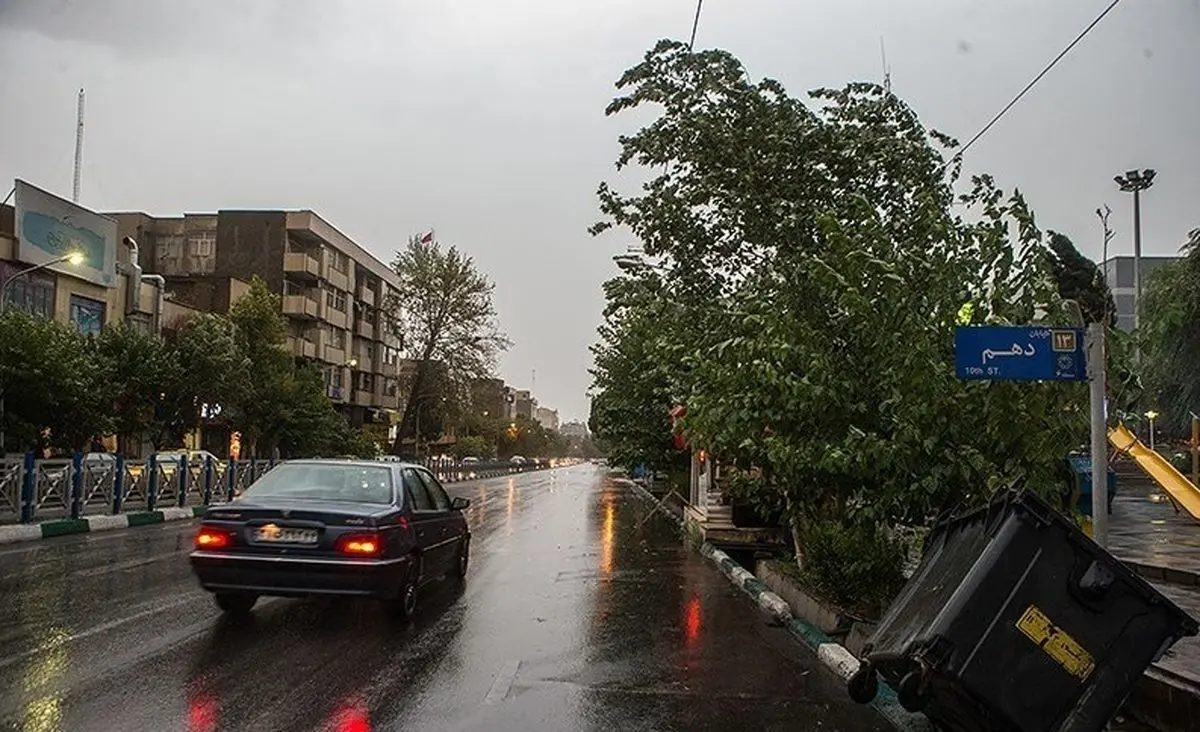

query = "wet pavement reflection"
[0,465,886,731]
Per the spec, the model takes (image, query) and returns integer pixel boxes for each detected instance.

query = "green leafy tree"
[96,324,180,454]
[589,274,681,473]
[226,277,293,456]
[590,41,1085,599]
[0,311,110,453]
[156,313,245,449]
[454,435,491,460]
[384,237,509,453]
[1047,231,1116,327]
[1141,229,1200,436]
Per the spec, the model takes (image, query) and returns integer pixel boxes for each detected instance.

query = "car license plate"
[255,524,318,544]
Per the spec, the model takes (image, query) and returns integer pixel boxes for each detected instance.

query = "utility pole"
[73,88,85,203]
[1087,321,1109,547]
[1114,169,1156,360]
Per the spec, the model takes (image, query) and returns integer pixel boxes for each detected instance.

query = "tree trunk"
[784,493,806,571]
[390,358,431,455]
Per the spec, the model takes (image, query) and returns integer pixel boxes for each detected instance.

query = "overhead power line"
[955,0,1124,161]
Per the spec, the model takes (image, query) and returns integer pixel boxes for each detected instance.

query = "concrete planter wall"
[756,559,849,635]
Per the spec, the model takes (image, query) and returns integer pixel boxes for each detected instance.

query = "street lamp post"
[0,251,86,453]
[1146,410,1159,452]
[1114,169,1156,353]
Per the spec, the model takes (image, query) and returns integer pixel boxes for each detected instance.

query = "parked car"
[509,455,527,465]
[190,459,471,619]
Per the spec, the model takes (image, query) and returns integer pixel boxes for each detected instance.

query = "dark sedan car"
[189,459,470,619]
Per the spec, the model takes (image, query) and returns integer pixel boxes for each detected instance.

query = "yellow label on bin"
[1015,605,1095,680]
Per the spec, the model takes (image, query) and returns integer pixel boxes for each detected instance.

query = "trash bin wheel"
[897,669,928,712]
[847,662,879,704]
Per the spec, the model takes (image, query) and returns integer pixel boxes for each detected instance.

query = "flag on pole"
[418,230,435,245]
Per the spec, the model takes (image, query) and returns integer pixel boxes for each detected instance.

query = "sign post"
[1086,322,1108,547]
[955,324,1108,546]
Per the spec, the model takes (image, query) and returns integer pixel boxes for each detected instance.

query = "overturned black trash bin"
[847,489,1197,732]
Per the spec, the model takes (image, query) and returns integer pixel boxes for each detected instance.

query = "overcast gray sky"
[1,0,1197,422]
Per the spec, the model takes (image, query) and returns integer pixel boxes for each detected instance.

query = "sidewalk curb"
[0,506,204,545]
[622,478,933,732]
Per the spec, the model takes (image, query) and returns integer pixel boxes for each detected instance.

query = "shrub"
[801,519,907,619]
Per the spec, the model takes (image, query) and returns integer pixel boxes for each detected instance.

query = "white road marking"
[483,660,521,704]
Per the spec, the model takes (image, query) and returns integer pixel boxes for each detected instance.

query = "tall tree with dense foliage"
[96,324,180,453]
[0,310,109,452]
[384,236,508,454]
[589,273,681,473]
[1141,228,1200,435]
[590,41,1085,591]
[226,276,294,455]
[1047,231,1115,327]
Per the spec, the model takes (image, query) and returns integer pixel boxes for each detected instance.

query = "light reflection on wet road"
[0,465,886,731]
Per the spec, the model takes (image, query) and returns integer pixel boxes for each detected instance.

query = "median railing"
[0,454,557,524]
[0,453,276,525]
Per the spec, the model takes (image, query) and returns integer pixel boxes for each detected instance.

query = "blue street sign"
[954,326,1087,382]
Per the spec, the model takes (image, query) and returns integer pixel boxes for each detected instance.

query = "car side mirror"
[450,496,470,511]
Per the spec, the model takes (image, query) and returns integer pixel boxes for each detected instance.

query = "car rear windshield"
[241,463,394,505]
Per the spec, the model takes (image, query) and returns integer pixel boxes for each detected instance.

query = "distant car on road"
[189,459,471,619]
[509,455,527,465]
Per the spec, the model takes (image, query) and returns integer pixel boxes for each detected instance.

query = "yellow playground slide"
[1108,422,1200,521]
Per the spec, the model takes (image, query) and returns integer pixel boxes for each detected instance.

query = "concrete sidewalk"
[1104,466,1200,732]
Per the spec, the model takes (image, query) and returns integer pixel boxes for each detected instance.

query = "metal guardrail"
[0,454,276,525]
[420,457,550,483]
[0,453,561,524]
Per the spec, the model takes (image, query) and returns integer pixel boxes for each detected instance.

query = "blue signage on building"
[954,326,1087,382]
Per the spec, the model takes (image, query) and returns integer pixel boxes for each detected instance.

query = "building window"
[330,368,344,389]
[356,372,374,392]
[0,264,55,319]
[69,295,106,336]
[383,346,400,365]
[326,288,347,312]
[1114,294,1135,317]
[384,378,399,396]
[328,326,346,350]
[188,231,216,257]
[331,250,349,274]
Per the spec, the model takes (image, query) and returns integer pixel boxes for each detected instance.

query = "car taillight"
[337,532,382,556]
[195,527,230,549]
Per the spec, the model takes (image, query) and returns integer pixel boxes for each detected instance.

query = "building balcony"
[352,389,378,407]
[353,354,375,373]
[354,318,375,340]
[325,265,349,292]
[327,384,346,402]
[358,288,376,308]
[381,394,400,410]
[282,295,321,320]
[283,252,321,280]
[324,307,349,330]
[324,345,348,365]
[287,337,317,359]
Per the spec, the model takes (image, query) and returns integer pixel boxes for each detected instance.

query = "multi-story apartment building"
[560,421,589,439]
[111,209,404,426]
[535,406,559,432]
[513,390,536,420]
[1101,255,1181,332]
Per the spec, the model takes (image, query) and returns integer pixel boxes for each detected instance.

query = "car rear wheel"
[214,592,258,616]
[390,559,420,621]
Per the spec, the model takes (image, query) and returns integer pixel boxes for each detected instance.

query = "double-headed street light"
[1114,169,1156,345]
[0,250,87,453]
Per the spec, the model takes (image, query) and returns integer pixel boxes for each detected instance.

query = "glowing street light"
[1145,410,1160,451]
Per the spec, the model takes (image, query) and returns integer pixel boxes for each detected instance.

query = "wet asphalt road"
[0,465,886,732]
